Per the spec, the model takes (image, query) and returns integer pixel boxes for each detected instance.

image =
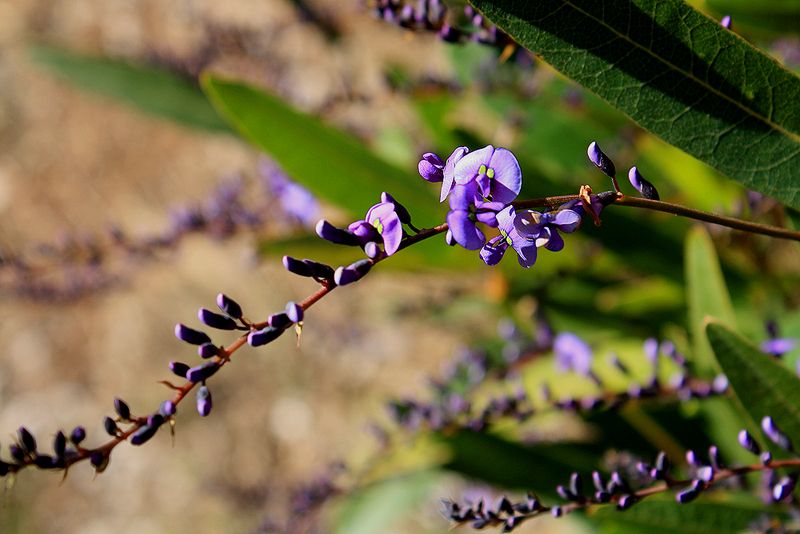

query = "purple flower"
[453,145,521,204]
[553,332,593,376]
[418,152,444,182]
[480,205,582,267]
[349,199,404,255]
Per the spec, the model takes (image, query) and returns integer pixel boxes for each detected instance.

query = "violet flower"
[480,205,582,267]
[553,333,593,377]
[348,199,403,255]
[453,145,522,205]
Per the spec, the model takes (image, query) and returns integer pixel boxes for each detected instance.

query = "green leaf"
[706,0,800,34]
[470,0,800,209]
[593,493,785,534]
[334,471,439,534]
[707,321,800,450]
[440,431,600,495]
[685,226,736,376]
[30,45,230,133]
[201,75,441,224]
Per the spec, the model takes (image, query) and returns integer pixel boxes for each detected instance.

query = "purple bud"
[711,374,729,393]
[159,400,176,417]
[720,15,731,29]
[114,398,131,420]
[174,323,212,346]
[655,451,669,472]
[169,361,190,378]
[103,417,118,437]
[196,385,213,417]
[70,426,86,445]
[556,484,573,501]
[186,361,221,383]
[761,416,793,451]
[686,449,699,466]
[676,480,702,503]
[130,424,158,446]
[285,301,304,323]
[738,430,761,455]
[9,444,24,462]
[418,153,445,182]
[198,308,237,330]
[315,220,361,246]
[592,471,605,492]
[34,454,55,469]
[89,450,108,470]
[380,192,412,225]
[569,472,583,497]
[617,494,637,510]
[53,431,67,458]
[334,259,373,286]
[364,241,380,259]
[708,445,722,469]
[248,326,283,347]
[216,293,243,319]
[773,476,796,501]
[268,312,292,329]
[551,505,562,517]
[587,141,616,177]
[148,413,165,428]
[198,342,219,359]
[282,256,335,280]
[594,490,611,503]
[18,427,36,453]
[760,451,773,465]
[697,466,714,482]
[627,167,660,200]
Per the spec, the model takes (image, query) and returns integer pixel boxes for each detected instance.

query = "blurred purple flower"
[553,332,593,376]
[259,157,319,227]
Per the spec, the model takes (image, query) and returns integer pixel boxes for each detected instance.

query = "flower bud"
[738,430,761,455]
[334,259,373,286]
[381,192,412,225]
[103,416,119,437]
[248,326,283,347]
[18,427,36,454]
[628,167,660,200]
[216,293,243,319]
[587,141,616,178]
[315,220,361,246]
[198,342,219,359]
[114,398,131,420]
[418,152,444,182]
[762,416,793,451]
[285,301,304,323]
[269,312,292,329]
[186,361,221,383]
[130,424,158,446]
[159,400,176,417]
[197,385,212,417]
[53,431,67,459]
[169,361,190,378]
[70,426,86,445]
[198,308,237,330]
[174,323,212,346]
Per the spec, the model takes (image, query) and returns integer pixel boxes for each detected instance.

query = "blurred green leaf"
[686,226,736,376]
[594,494,784,533]
[707,321,800,450]
[440,431,600,495]
[334,471,439,534]
[202,74,441,224]
[470,0,800,209]
[30,44,230,132]
[706,0,800,34]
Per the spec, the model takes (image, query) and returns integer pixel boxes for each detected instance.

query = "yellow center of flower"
[478,164,495,179]
[371,218,384,234]
[500,229,513,246]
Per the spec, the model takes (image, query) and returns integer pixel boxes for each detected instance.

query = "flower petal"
[475,210,498,227]
[380,212,403,255]
[480,236,508,266]
[440,146,469,202]
[552,209,582,233]
[449,182,478,211]
[453,145,494,185]
[447,210,485,250]
[544,228,564,252]
[487,148,521,204]
[514,241,538,268]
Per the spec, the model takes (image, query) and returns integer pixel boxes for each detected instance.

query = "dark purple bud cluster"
[1,166,307,302]
[372,1,519,54]
[588,141,661,201]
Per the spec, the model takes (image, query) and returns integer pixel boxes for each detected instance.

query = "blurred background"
[0,1,799,533]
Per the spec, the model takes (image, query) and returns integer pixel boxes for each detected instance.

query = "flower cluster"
[445,418,799,532]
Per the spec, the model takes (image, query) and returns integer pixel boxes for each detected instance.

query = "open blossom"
[480,205,582,267]
[317,193,407,256]
[421,145,522,250]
